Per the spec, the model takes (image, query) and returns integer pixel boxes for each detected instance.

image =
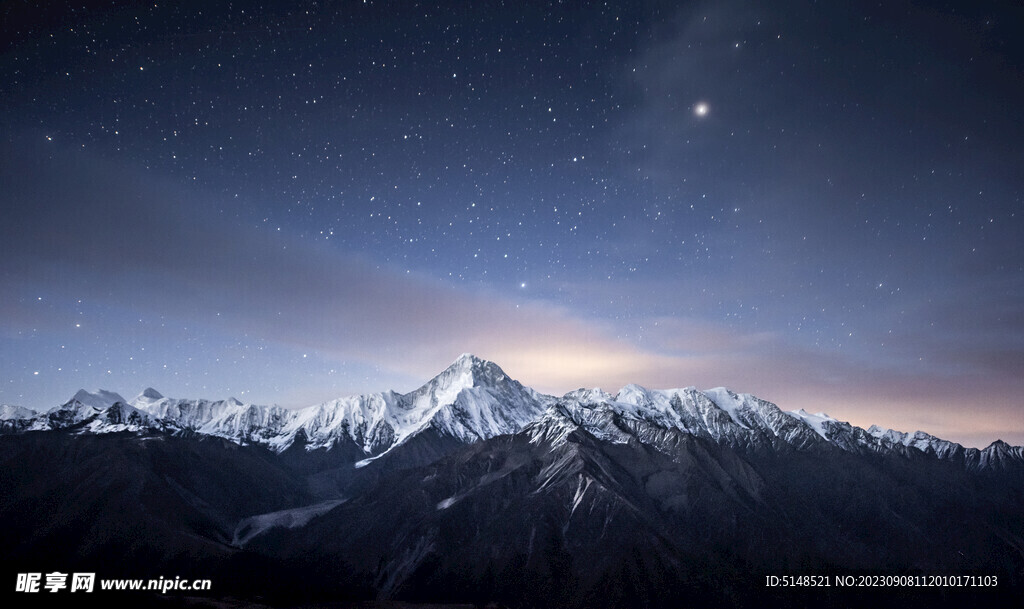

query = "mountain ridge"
[3,355,1023,607]
[3,354,1020,471]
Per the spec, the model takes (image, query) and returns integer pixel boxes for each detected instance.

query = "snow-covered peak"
[278,391,402,453]
[106,355,549,456]
[33,393,127,431]
[544,385,811,451]
[562,387,614,404]
[6,357,1022,472]
[701,387,755,428]
[614,384,654,406]
[786,409,839,440]
[137,387,164,401]
[390,353,548,447]
[426,353,508,390]
[0,404,38,420]
[129,392,290,440]
[67,389,126,409]
[863,424,964,457]
[455,352,480,365]
[42,390,126,428]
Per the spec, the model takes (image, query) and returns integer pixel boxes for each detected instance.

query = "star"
[1,1,1019,448]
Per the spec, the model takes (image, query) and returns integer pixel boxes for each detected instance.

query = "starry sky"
[1,0,1022,447]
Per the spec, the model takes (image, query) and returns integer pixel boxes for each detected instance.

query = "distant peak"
[68,389,126,408]
[139,387,164,400]
[0,404,37,420]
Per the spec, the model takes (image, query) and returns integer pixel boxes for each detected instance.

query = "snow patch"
[232,499,345,547]
[786,409,837,439]
[702,387,752,429]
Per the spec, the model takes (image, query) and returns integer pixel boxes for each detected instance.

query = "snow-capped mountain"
[5,354,1021,471]
[0,404,37,420]
[67,388,126,409]
[0,404,39,433]
[131,387,293,444]
[527,384,1021,471]
[4,355,1024,607]
[527,385,824,453]
[7,355,552,459]
[126,353,552,455]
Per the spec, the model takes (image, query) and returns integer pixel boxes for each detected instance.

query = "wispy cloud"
[2,139,1022,448]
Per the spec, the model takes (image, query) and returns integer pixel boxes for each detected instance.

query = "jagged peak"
[430,353,508,387]
[448,352,499,372]
[563,387,614,404]
[615,383,652,399]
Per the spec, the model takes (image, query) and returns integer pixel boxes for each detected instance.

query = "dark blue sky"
[2,0,1022,447]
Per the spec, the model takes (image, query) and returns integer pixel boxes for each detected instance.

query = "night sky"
[2,0,1022,447]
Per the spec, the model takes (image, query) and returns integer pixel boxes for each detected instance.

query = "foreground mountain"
[2,354,1022,608]
[249,418,1024,608]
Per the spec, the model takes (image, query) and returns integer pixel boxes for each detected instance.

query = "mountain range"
[1,354,1022,608]
[4,353,1019,470]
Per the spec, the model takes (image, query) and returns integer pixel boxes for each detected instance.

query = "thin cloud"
[2,140,1021,448]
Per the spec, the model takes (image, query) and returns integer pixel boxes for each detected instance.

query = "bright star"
[694,101,709,117]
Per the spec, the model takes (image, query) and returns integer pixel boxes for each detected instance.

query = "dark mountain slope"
[0,429,309,578]
[244,421,1024,608]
